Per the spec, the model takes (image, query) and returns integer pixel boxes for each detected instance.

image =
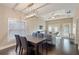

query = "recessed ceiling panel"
[15,3,32,11]
[0,3,79,21]
[23,3,46,14]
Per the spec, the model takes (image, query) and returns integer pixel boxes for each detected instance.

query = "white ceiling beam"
[14,3,33,11]
[20,3,33,11]
[24,3,48,15]
[12,3,19,9]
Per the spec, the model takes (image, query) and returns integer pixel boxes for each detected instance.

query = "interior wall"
[46,18,73,37]
[0,5,25,48]
[25,16,46,35]
[74,7,79,49]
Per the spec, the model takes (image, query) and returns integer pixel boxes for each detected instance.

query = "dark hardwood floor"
[0,38,79,55]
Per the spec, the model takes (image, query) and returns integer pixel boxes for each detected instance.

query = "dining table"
[26,35,46,55]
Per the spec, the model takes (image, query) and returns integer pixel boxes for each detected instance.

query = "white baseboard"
[0,43,16,51]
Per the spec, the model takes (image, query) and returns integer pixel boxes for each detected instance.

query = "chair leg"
[19,46,21,55]
[15,45,18,53]
[21,48,23,55]
[45,43,48,55]
[42,44,43,55]
[27,47,30,55]
[27,48,28,55]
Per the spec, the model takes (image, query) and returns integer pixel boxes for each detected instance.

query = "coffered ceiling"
[0,3,79,21]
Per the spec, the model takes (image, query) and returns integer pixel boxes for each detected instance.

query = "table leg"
[35,44,38,55]
[35,44,41,55]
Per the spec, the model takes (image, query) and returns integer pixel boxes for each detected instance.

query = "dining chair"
[20,36,34,55]
[42,34,53,55]
[37,33,44,38]
[15,35,21,55]
[32,32,37,37]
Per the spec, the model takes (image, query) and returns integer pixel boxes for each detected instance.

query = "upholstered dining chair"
[15,35,21,54]
[20,36,34,55]
[37,33,44,38]
[41,34,53,55]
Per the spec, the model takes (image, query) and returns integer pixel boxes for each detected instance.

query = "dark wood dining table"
[26,35,46,55]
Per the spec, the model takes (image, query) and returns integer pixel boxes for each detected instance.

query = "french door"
[62,23,71,38]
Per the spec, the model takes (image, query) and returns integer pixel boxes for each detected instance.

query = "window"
[8,18,26,40]
[54,27,58,32]
[48,26,52,32]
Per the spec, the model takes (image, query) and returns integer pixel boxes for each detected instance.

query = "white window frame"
[8,18,26,41]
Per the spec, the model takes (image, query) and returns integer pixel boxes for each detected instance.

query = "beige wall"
[0,6,25,48]
[25,16,45,35]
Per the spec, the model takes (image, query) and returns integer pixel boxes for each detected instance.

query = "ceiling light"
[25,13,36,18]
[52,17,55,18]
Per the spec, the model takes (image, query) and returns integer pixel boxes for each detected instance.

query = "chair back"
[32,32,37,37]
[45,34,52,44]
[36,31,44,38]
[20,36,28,48]
[15,35,21,46]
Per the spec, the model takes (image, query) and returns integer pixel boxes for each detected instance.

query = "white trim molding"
[78,46,79,50]
[0,43,16,51]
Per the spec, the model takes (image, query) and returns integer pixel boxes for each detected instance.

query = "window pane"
[8,19,26,40]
